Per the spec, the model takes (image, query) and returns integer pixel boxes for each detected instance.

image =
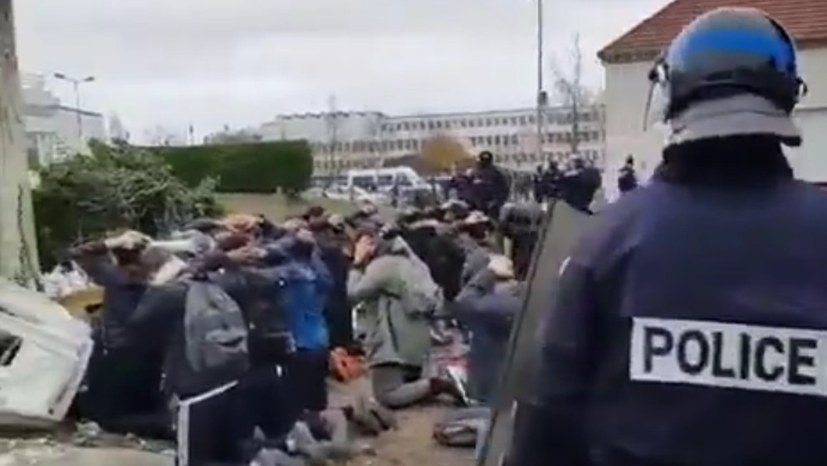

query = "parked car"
[322,185,391,205]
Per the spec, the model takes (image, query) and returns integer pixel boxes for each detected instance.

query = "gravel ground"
[345,404,474,466]
[330,342,475,466]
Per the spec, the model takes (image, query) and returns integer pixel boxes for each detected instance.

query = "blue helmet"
[650,7,807,121]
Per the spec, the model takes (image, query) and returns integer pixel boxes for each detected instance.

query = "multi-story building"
[207,104,605,176]
[22,73,107,166]
[380,106,605,173]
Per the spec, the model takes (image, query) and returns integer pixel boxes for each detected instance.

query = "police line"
[630,317,827,396]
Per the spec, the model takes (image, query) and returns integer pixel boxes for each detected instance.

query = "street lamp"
[53,73,95,140]
[535,0,547,166]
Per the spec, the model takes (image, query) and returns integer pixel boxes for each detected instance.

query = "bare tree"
[551,34,593,157]
[367,115,385,169]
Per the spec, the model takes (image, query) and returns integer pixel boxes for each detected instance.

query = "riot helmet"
[478,151,494,167]
[647,7,807,146]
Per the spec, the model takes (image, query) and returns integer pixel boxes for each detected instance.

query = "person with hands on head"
[69,228,166,437]
[348,230,466,409]
[352,234,377,269]
[455,254,522,404]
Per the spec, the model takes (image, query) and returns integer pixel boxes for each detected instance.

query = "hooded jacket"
[456,268,523,403]
[347,237,438,368]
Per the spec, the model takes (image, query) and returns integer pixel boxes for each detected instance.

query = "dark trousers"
[324,297,354,350]
[82,345,170,438]
[175,365,293,466]
[176,381,250,466]
[241,365,294,440]
[286,349,329,415]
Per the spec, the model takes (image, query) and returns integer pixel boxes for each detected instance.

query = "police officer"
[559,156,601,212]
[617,155,638,194]
[498,202,544,280]
[468,151,510,218]
[506,7,827,466]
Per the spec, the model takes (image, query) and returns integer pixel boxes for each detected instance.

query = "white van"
[345,167,429,193]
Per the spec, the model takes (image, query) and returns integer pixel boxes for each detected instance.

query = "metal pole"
[73,80,83,140]
[535,0,545,165]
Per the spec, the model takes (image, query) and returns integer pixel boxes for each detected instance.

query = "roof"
[599,0,827,64]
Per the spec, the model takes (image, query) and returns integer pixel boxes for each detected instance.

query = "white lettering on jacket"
[629,317,827,397]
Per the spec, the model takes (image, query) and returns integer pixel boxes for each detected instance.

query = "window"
[511,134,518,145]
[486,136,493,145]
[528,115,535,124]
[519,116,527,125]
[503,135,509,146]
[485,118,493,126]
[353,175,374,188]
[494,135,501,145]
[428,121,435,130]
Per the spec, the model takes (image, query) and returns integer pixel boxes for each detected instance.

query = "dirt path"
[330,376,475,466]
[347,405,474,466]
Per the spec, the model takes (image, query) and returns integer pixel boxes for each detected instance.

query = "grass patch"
[216,193,393,222]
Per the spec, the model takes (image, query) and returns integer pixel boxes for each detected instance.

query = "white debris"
[42,264,93,301]
[0,279,93,429]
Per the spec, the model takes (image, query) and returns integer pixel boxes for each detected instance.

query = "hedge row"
[151,140,313,194]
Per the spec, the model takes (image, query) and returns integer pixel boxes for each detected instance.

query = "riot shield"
[477,199,592,466]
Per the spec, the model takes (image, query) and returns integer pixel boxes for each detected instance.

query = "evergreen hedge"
[153,140,313,195]
[33,140,222,269]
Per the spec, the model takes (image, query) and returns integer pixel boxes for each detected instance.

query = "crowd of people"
[63,185,542,465]
[446,149,606,216]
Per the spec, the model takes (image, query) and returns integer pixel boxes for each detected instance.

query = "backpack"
[183,279,250,389]
[394,255,443,318]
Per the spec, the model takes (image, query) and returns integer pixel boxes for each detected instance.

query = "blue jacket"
[266,238,332,351]
[516,176,827,466]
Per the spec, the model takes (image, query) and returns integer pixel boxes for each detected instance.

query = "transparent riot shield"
[477,199,592,466]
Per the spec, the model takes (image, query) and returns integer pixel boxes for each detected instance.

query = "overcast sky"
[15,0,668,142]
